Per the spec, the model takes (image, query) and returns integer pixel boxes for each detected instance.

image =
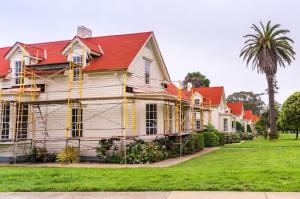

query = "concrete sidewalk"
[2,192,300,199]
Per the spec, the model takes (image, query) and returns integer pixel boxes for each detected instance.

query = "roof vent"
[77,26,92,38]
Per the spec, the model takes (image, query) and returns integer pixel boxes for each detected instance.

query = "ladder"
[32,105,48,137]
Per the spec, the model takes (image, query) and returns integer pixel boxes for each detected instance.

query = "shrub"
[224,132,241,144]
[126,139,168,164]
[240,132,254,140]
[56,146,80,164]
[236,121,245,132]
[96,138,122,163]
[232,133,241,143]
[215,131,225,146]
[198,133,205,150]
[30,146,56,163]
[247,124,253,132]
[204,131,219,147]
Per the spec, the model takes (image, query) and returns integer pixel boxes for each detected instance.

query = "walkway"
[2,192,300,199]
[4,147,219,168]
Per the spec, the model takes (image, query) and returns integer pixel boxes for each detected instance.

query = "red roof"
[243,110,253,121]
[193,87,224,106]
[166,83,191,101]
[227,102,243,116]
[252,114,259,123]
[0,32,152,77]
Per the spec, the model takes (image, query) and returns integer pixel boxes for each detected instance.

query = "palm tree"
[240,21,295,139]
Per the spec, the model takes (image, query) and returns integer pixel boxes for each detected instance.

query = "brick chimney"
[77,26,92,38]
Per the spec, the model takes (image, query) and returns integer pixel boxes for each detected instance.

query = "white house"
[0,27,206,162]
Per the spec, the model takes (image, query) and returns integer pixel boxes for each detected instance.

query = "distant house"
[227,102,245,131]
[192,87,234,132]
[243,110,253,131]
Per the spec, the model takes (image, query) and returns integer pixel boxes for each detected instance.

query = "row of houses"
[0,27,258,161]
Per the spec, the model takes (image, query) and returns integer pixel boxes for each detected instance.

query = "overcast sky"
[0,0,299,103]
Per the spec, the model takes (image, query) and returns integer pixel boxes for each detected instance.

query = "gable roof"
[243,110,253,121]
[227,102,244,116]
[166,83,191,101]
[0,32,152,77]
[252,114,259,123]
[193,86,224,106]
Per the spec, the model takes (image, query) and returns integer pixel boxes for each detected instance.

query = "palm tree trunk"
[266,74,278,139]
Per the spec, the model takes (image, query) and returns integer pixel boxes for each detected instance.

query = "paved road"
[2,192,300,199]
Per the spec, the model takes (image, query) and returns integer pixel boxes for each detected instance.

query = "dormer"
[192,91,204,106]
[4,42,46,85]
[62,36,103,68]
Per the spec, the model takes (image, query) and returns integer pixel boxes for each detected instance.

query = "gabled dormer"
[192,91,204,106]
[62,36,103,68]
[4,42,46,85]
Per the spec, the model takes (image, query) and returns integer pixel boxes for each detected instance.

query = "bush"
[198,133,205,150]
[247,124,253,132]
[56,146,80,164]
[30,146,56,163]
[96,138,122,163]
[126,139,168,164]
[232,133,241,143]
[204,131,219,147]
[236,121,245,132]
[215,132,225,146]
[241,132,254,140]
[224,132,241,144]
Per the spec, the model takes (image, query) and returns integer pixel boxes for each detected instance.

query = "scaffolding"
[0,44,212,163]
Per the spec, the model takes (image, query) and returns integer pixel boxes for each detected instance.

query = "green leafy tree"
[240,21,295,139]
[227,91,265,115]
[279,92,300,139]
[183,72,210,88]
[235,121,245,132]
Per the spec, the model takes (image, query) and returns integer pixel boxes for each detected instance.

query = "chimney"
[77,26,92,38]
[187,82,193,92]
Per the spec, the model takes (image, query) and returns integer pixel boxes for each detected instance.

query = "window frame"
[14,61,23,85]
[72,56,83,82]
[196,119,201,131]
[16,104,28,139]
[194,99,200,105]
[1,103,10,140]
[144,59,151,85]
[146,104,157,135]
[223,118,228,132]
[71,106,83,137]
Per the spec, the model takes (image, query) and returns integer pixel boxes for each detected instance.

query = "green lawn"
[1,134,300,192]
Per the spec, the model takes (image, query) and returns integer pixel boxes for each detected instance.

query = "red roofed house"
[0,27,198,162]
[192,86,234,132]
[243,110,253,132]
[227,102,245,131]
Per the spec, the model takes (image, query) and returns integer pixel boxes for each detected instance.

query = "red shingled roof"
[0,32,152,77]
[252,114,259,123]
[193,87,224,106]
[227,102,243,116]
[166,83,191,101]
[243,110,253,121]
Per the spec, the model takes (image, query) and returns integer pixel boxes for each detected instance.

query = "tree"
[279,92,300,139]
[227,91,265,115]
[183,72,210,88]
[235,121,245,132]
[240,21,295,139]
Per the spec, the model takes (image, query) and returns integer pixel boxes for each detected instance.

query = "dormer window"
[194,99,200,105]
[14,61,23,85]
[72,56,83,81]
[145,59,151,84]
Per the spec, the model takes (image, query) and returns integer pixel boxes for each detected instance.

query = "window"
[196,119,201,130]
[194,99,200,105]
[72,56,83,81]
[15,61,23,85]
[223,118,228,132]
[166,105,173,134]
[232,121,235,129]
[144,59,151,84]
[1,103,10,139]
[16,104,28,139]
[146,104,157,135]
[72,107,83,137]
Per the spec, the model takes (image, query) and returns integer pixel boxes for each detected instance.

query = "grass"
[1,134,300,192]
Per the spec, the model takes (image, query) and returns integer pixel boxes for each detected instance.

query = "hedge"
[204,131,219,147]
